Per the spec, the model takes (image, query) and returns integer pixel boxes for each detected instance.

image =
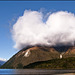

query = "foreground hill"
[24,57,75,69]
[1,46,59,69]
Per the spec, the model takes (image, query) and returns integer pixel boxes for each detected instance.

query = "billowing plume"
[12,10,75,50]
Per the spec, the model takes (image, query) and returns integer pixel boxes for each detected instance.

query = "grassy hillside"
[24,57,75,69]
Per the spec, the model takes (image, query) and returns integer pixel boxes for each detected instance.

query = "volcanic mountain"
[1,46,75,69]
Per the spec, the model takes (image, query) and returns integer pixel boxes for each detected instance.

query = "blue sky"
[0,1,75,60]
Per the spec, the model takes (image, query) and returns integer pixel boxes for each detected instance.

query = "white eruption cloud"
[12,10,75,50]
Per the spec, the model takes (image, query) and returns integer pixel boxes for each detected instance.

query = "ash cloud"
[12,10,75,50]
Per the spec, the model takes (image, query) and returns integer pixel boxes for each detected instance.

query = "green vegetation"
[17,63,23,69]
[24,57,75,69]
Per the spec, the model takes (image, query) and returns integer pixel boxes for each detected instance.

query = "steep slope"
[63,46,75,58]
[1,46,59,69]
[24,57,75,69]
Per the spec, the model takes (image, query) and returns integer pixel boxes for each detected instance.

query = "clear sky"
[0,1,75,60]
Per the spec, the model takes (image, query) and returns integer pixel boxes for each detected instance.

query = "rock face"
[1,46,59,68]
[1,46,75,69]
